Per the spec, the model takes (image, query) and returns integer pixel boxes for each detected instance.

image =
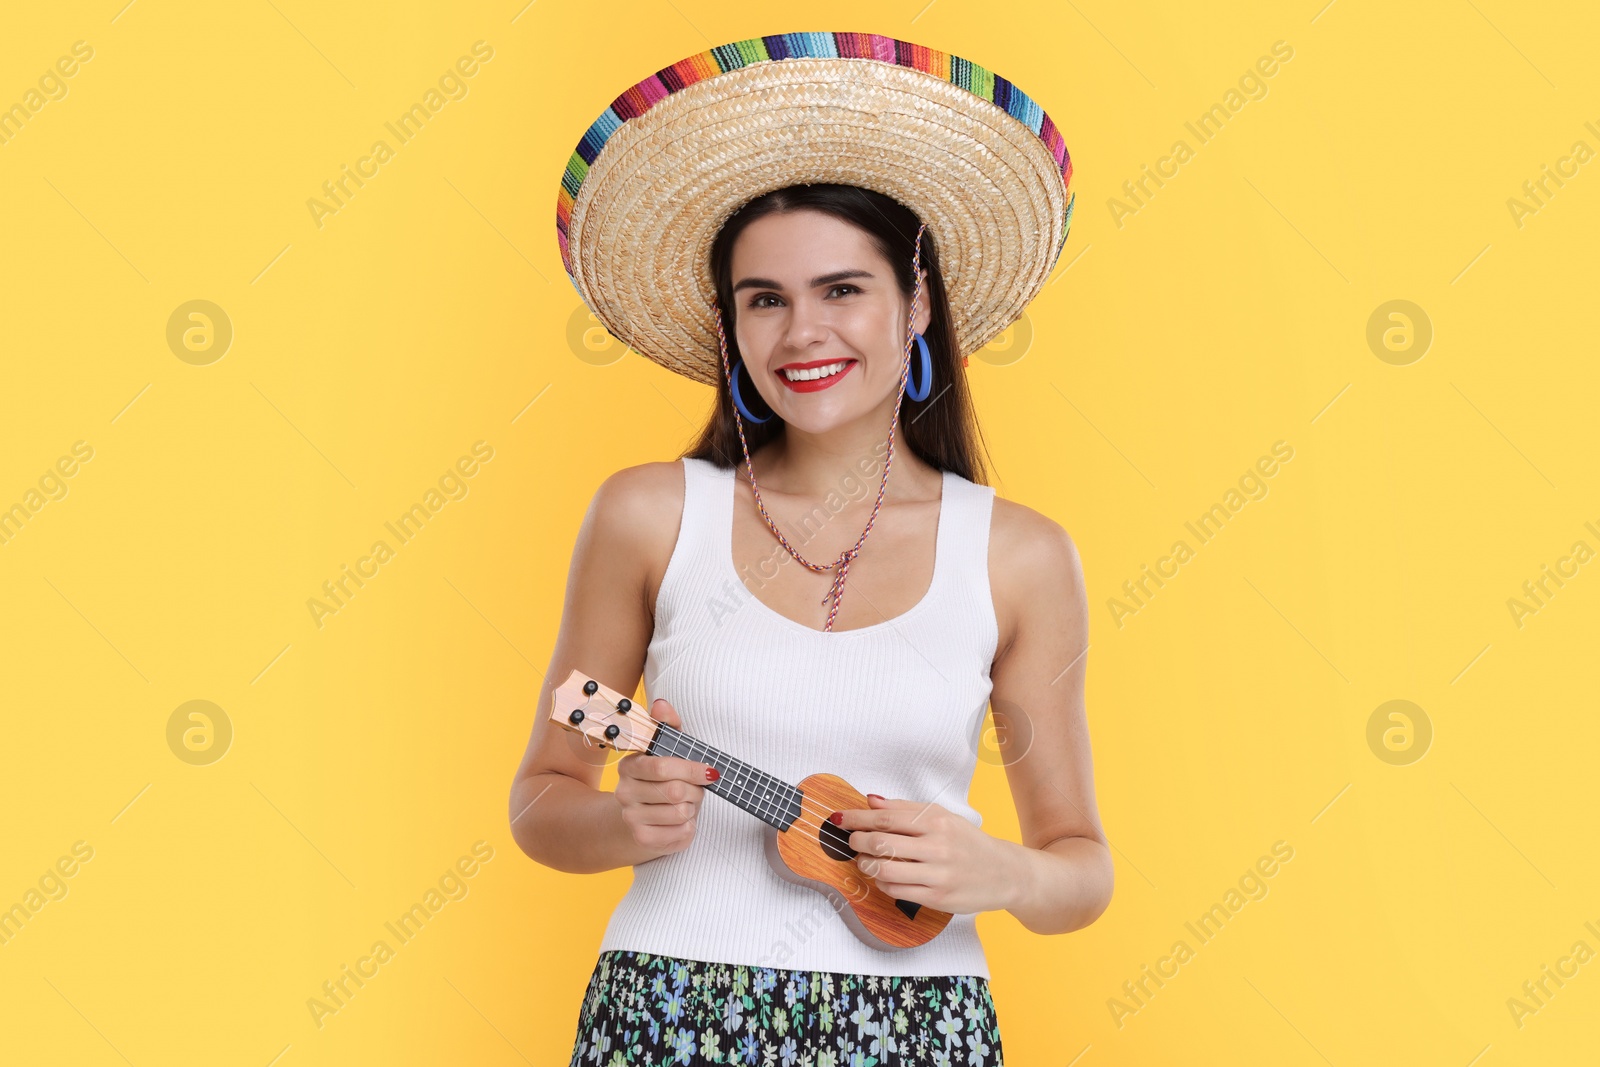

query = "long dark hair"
[681,184,992,486]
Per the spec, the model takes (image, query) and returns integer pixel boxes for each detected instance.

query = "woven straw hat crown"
[556,31,1075,386]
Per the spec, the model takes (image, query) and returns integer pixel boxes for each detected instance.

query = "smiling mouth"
[780,360,856,383]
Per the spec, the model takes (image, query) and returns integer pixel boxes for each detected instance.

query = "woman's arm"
[837,501,1114,933]
[507,461,686,874]
[985,501,1113,935]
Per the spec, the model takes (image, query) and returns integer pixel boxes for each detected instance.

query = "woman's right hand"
[615,698,719,856]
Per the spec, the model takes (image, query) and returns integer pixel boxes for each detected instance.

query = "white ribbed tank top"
[597,455,1000,978]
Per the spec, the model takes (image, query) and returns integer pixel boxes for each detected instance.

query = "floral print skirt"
[568,949,1003,1066]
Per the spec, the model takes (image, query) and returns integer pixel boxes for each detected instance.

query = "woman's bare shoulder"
[587,460,690,611]
[593,459,687,519]
[987,494,1086,659]
[990,496,1080,572]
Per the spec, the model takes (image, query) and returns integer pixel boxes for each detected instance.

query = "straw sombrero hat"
[555,31,1075,388]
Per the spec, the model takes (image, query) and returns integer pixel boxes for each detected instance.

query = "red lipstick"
[776,358,857,393]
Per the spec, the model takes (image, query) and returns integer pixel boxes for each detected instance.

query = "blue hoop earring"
[730,358,771,424]
[906,331,933,402]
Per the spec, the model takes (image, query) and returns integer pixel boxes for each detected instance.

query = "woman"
[513,33,1112,1064]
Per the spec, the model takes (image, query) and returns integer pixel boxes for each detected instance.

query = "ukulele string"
[630,716,847,837]
[574,694,890,843]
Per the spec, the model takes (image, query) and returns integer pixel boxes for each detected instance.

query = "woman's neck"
[748,423,937,502]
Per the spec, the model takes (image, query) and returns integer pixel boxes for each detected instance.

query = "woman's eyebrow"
[733,269,874,294]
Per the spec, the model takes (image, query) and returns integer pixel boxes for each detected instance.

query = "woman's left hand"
[833,793,1022,915]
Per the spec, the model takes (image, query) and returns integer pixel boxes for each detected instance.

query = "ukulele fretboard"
[648,723,804,832]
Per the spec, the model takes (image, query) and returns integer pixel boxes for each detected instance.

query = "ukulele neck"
[647,723,803,833]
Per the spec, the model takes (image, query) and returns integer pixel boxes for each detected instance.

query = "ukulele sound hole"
[818,819,856,862]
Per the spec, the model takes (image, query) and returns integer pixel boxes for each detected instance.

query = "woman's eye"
[748,285,857,309]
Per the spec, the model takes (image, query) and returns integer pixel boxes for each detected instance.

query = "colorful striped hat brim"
[556,31,1075,386]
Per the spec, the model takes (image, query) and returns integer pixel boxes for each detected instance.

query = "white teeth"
[782,361,851,382]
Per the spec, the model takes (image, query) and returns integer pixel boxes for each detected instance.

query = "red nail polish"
[828,812,843,825]
[706,767,720,782]
[868,793,884,801]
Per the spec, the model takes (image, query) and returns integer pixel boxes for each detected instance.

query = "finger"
[631,801,699,827]
[627,776,703,804]
[848,830,930,861]
[834,806,928,836]
[856,857,930,884]
[870,880,934,903]
[634,823,696,850]
[900,799,949,830]
[660,759,718,785]
[651,697,681,729]
[620,754,680,781]
[837,794,925,817]
[623,753,716,783]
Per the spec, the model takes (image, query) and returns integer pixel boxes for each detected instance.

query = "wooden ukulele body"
[763,772,954,950]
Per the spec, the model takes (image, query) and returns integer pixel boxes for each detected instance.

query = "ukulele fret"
[649,724,802,832]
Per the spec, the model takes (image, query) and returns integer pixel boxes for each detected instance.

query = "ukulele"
[549,668,955,950]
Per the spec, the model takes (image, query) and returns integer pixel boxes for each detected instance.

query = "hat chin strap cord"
[712,222,930,633]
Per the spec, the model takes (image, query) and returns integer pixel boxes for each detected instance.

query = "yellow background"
[2,1,1597,1063]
